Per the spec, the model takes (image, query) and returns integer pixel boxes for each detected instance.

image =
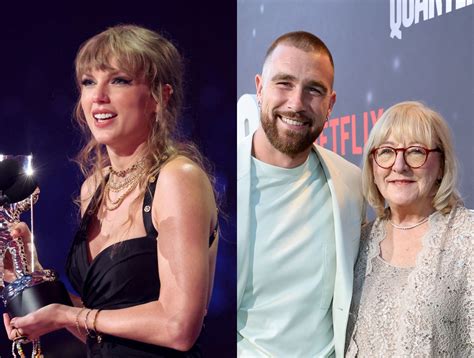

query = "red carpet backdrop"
[238,0,473,210]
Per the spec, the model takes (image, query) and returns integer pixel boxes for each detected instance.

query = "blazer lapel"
[237,134,253,308]
[313,144,360,356]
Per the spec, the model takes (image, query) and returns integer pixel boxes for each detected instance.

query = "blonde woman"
[346,101,472,357]
[3,25,219,357]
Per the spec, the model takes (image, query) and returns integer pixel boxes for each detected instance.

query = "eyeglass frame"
[371,145,442,169]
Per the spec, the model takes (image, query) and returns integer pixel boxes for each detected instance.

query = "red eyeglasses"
[371,146,442,169]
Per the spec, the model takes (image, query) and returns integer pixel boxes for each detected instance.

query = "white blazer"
[237,132,365,357]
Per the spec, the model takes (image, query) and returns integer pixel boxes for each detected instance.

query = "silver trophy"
[0,155,71,318]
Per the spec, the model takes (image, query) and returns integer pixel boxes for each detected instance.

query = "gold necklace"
[108,167,145,192]
[107,158,146,191]
[104,179,141,211]
[109,157,146,177]
[105,158,146,210]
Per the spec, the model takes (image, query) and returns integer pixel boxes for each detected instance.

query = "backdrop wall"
[238,0,473,209]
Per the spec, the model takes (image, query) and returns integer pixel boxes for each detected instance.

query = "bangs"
[371,104,439,149]
[75,30,152,82]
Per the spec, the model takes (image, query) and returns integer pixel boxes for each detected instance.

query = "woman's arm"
[91,157,217,350]
[64,294,88,343]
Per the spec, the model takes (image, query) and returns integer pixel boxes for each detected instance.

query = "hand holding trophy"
[0,155,71,357]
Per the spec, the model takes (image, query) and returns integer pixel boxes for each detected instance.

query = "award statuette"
[0,155,72,356]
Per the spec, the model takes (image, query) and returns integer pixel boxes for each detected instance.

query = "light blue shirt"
[237,151,336,357]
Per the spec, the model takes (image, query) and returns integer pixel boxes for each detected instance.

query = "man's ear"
[327,90,336,118]
[255,74,263,104]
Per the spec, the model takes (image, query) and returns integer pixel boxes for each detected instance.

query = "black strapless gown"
[66,178,216,357]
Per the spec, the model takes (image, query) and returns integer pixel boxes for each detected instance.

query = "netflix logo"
[315,108,384,156]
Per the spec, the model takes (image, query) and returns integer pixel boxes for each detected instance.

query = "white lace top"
[346,206,473,357]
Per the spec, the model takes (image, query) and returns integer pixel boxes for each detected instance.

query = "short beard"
[261,108,323,158]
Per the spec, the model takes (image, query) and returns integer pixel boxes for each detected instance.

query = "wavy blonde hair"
[361,101,462,217]
[74,24,214,213]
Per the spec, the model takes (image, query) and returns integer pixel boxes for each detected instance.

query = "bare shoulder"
[155,156,216,212]
[153,156,217,236]
[157,156,214,194]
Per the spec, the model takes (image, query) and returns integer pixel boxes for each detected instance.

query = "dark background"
[0,2,236,357]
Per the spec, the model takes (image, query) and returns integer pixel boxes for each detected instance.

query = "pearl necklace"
[389,216,429,230]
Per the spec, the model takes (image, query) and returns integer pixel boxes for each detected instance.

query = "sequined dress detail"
[346,206,473,357]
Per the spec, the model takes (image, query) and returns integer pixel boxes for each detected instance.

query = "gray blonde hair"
[361,101,462,217]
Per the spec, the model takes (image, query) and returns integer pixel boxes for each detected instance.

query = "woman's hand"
[3,304,69,341]
[3,312,24,341]
[3,222,43,282]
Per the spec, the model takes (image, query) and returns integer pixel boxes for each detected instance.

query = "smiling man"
[237,32,366,357]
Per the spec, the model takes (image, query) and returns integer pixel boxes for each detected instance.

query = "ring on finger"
[12,328,28,342]
[11,328,20,338]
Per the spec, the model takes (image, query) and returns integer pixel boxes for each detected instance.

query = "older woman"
[3,25,218,357]
[346,101,472,357]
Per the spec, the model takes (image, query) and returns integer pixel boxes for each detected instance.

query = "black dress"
[66,177,216,357]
